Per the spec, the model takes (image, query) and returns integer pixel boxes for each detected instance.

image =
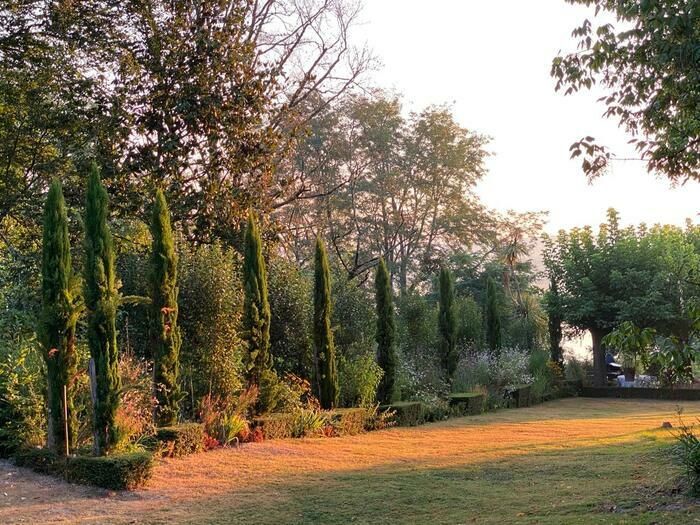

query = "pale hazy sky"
[356,0,700,234]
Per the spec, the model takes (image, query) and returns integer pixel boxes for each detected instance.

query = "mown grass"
[167,432,695,525]
[3,398,700,524]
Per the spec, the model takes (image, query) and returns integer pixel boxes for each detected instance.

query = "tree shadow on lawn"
[49,434,684,525]
[4,398,700,525]
[144,435,696,525]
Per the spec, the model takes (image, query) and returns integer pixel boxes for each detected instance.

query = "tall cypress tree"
[84,164,121,455]
[243,210,272,385]
[375,258,396,403]
[486,276,502,352]
[438,266,458,381]
[547,277,563,366]
[150,189,181,426]
[39,179,79,454]
[314,237,338,409]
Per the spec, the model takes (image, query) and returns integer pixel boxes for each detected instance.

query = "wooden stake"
[63,385,69,457]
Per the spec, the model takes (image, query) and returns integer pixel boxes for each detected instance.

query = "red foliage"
[242,426,264,443]
[321,424,336,438]
[202,433,221,451]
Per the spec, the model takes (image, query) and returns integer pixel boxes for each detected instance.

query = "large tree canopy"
[543,209,700,385]
[0,1,372,245]
[275,93,496,291]
[553,0,700,181]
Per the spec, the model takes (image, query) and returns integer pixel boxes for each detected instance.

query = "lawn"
[2,398,700,525]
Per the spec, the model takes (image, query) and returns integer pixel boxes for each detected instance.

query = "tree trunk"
[46,385,55,450]
[590,327,608,387]
[88,358,100,455]
[398,258,408,297]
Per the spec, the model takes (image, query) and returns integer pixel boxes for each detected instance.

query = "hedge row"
[379,401,425,426]
[448,393,487,415]
[252,407,375,440]
[380,393,488,428]
[382,383,583,429]
[253,413,295,440]
[329,408,368,436]
[581,385,700,400]
[505,385,532,408]
[13,448,154,490]
[155,423,204,457]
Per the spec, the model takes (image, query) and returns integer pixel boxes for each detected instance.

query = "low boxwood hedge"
[448,392,486,415]
[156,423,204,457]
[252,413,295,440]
[65,452,153,490]
[379,401,425,427]
[253,408,377,440]
[13,447,64,476]
[561,379,583,397]
[505,385,532,408]
[13,448,154,490]
[330,408,369,435]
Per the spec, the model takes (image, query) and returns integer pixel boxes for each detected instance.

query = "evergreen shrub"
[155,423,204,457]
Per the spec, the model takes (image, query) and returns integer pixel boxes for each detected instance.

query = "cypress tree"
[438,266,458,381]
[314,237,338,409]
[486,276,502,352]
[150,189,181,426]
[375,258,396,403]
[39,179,79,454]
[547,277,564,366]
[243,210,272,385]
[84,164,121,455]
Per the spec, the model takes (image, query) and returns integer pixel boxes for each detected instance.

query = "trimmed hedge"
[13,448,64,476]
[581,386,700,401]
[13,448,154,490]
[422,401,451,422]
[252,413,295,440]
[561,379,583,397]
[506,385,532,408]
[253,408,373,440]
[448,393,486,415]
[379,401,424,427]
[65,452,153,490]
[330,408,368,436]
[156,423,204,457]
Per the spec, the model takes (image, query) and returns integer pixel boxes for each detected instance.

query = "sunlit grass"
[2,398,700,524]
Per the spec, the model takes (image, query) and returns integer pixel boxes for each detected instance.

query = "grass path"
[2,398,700,524]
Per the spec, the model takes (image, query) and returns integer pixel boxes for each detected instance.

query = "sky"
[355,0,700,234]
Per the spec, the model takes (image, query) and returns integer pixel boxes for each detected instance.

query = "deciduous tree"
[553,0,700,181]
[543,209,700,385]
[276,94,494,290]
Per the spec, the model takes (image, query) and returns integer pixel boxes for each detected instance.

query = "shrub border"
[13,448,154,490]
